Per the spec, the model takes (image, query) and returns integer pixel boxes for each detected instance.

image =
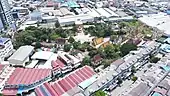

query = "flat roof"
[96,8,112,17]
[38,53,58,69]
[58,14,94,24]
[0,38,10,45]
[8,46,34,62]
[139,12,170,35]
[31,51,54,60]
[26,60,39,68]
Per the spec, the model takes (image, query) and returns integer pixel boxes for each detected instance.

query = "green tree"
[149,57,160,63]
[104,45,119,59]
[68,36,75,43]
[120,43,137,56]
[131,65,136,74]
[72,25,77,33]
[82,56,91,66]
[64,44,72,52]
[110,35,117,42]
[94,90,106,96]
[102,60,110,68]
[73,41,81,49]
[89,50,98,57]
[117,77,123,85]
[55,21,60,28]
[35,42,42,49]
[87,46,95,51]
[131,76,138,82]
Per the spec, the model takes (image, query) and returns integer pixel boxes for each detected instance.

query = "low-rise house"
[92,55,103,66]
[51,59,72,73]
[127,38,142,45]
[56,38,66,49]
[8,46,34,67]
[127,82,151,96]
[58,51,81,68]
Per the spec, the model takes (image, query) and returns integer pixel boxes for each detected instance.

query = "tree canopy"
[149,56,160,63]
[131,76,138,82]
[120,43,137,56]
[14,26,69,48]
[64,44,72,52]
[94,90,106,96]
[82,56,91,66]
[85,23,114,37]
[35,42,42,49]
[55,21,60,28]
[68,36,75,43]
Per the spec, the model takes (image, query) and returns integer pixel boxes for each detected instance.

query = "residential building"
[56,38,66,49]
[8,45,34,67]
[0,0,13,30]
[92,55,103,66]
[0,38,13,61]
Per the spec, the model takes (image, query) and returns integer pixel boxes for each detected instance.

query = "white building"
[0,38,13,61]
[0,0,13,25]
[8,45,34,67]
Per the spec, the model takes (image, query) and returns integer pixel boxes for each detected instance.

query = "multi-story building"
[0,38,13,61]
[0,0,13,30]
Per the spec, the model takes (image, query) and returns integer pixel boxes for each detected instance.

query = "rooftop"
[8,46,34,62]
[31,51,54,60]
[139,12,170,35]
[0,38,10,45]
[35,66,95,96]
[6,68,51,85]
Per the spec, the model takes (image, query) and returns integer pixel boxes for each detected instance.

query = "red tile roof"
[52,82,65,95]
[51,59,65,69]
[35,66,95,96]
[93,55,102,63]
[6,68,51,85]
[2,88,18,96]
[0,65,5,72]
[153,87,167,95]
[35,88,44,96]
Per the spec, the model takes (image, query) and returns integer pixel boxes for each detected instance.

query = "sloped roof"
[8,45,34,62]
[35,66,95,96]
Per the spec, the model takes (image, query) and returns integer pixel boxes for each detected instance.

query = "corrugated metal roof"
[8,45,34,62]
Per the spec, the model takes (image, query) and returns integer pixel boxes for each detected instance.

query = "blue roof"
[160,44,170,53]
[167,10,170,15]
[152,92,163,96]
[66,1,79,7]
[164,38,170,43]
[161,65,170,72]
[0,38,9,45]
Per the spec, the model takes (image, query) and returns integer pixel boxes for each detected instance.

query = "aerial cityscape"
[0,0,170,96]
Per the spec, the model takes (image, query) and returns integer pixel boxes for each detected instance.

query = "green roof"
[78,75,97,89]
[156,36,167,43]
